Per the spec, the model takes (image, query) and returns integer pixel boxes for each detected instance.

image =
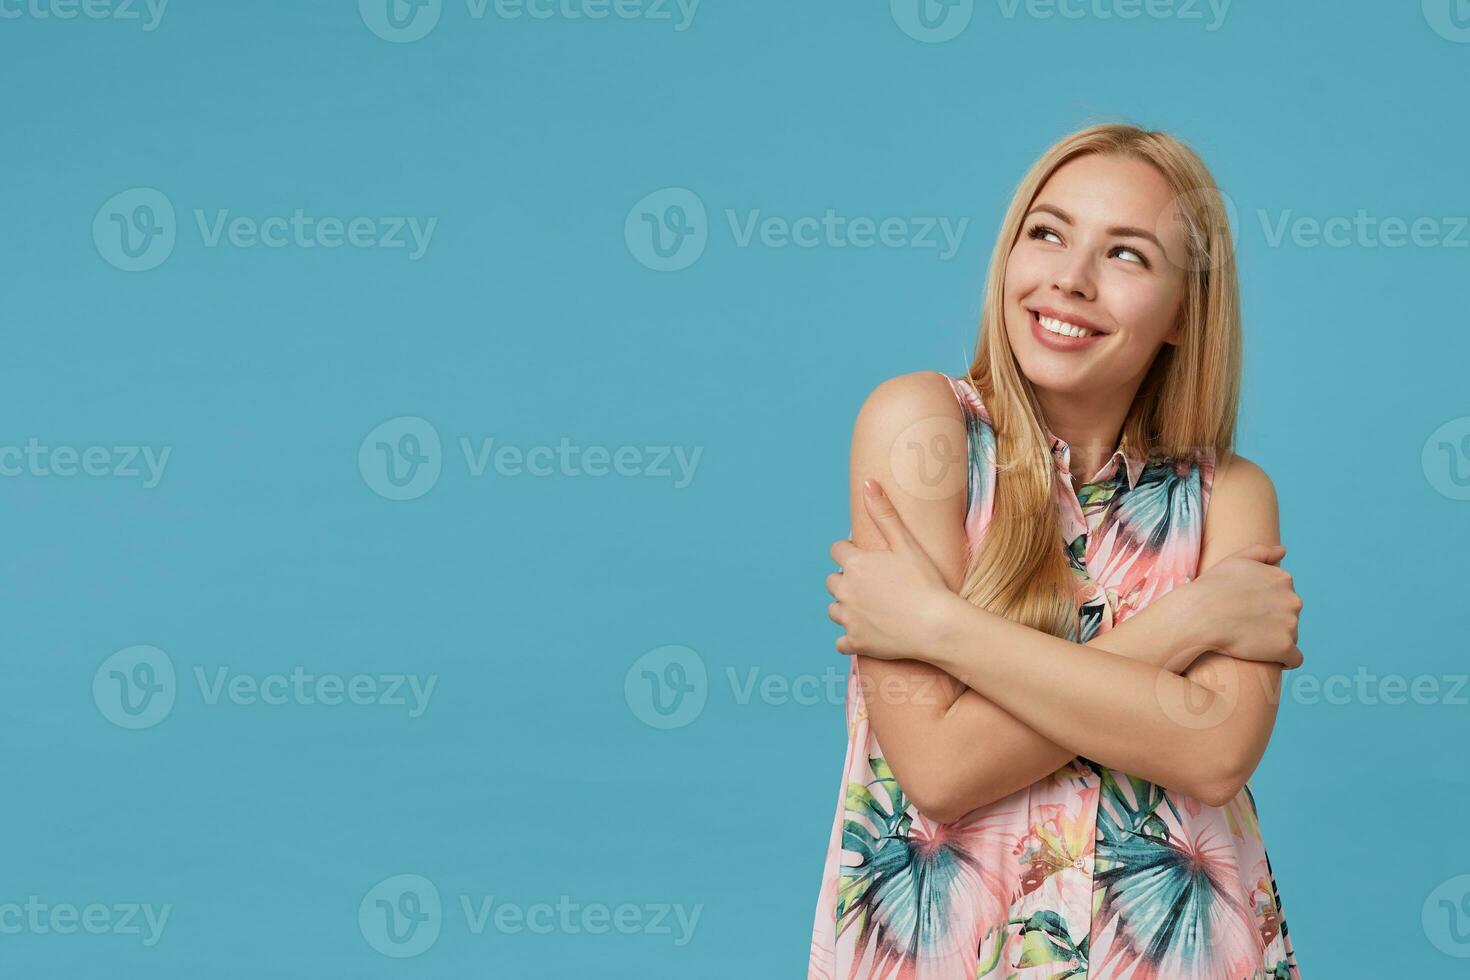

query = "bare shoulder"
[850,371,967,496]
[853,370,964,434]
[1211,451,1278,512]
[1200,450,1281,568]
[847,370,969,564]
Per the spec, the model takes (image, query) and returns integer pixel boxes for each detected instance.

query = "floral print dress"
[808,374,1300,980]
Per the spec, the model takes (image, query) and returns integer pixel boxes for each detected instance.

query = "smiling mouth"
[1030,309,1103,339]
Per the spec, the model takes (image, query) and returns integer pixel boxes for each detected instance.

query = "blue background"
[3,0,1469,975]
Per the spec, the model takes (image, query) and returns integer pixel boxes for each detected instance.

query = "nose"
[1052,252,1096,300]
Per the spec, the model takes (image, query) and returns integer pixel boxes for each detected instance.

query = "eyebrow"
[1025,203,1165,252]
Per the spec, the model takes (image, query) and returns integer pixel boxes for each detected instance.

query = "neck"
[1033,385,1136,486]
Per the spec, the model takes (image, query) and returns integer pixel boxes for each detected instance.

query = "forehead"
[1032,153,1189,255]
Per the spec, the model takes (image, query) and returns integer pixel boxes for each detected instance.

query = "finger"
[1275,644,1302,670]
[825,574,842,598]
[827,601,843,625]
[861,478,915,552]
[1241,542,1288,565]
[831,539,860,566]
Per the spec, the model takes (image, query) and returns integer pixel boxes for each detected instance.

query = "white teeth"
[1037,313,1097,338]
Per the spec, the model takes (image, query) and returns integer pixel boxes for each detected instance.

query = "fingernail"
[863,478,881,498]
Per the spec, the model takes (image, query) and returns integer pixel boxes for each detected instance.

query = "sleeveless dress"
[808,374,1300,980]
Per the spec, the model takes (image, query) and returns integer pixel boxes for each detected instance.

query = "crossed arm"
[843,372,1286,822]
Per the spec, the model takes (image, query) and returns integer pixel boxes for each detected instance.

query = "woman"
[810,125,1304,979]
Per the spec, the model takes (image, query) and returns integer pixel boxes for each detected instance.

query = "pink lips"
[1029,308,1105,352]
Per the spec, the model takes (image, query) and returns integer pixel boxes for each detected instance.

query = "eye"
[1026,223,1153,269]
[1025,223,1062,245]
[1111,245,1151,268]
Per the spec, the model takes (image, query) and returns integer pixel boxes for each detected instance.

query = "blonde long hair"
[958,123,1242,639]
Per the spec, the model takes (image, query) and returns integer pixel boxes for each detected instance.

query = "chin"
[1017,366,1097,396]
[1006,319,1090,384]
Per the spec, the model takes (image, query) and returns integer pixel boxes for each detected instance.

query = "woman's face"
[1003,153,1192,399]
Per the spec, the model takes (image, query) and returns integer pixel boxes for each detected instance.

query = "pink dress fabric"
[809,374,1300,980]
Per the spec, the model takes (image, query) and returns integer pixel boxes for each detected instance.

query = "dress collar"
[1046,428,1146,491]
[954,377,1147,490]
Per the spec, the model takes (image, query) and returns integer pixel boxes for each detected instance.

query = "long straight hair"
[957,123,1242,639]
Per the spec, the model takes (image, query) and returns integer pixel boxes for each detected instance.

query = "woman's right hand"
[1188,543,1304,669]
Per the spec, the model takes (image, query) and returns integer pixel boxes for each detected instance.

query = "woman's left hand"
[827,478,960,662]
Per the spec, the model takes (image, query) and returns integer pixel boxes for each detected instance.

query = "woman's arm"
[839,371,1224,821]
[896,451,1295,807]
[929,587,1212,821]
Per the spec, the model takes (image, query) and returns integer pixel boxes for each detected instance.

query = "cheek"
[1111,283,1182,345]
[1002,249,1034,299]
[1001,252,1035,326]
